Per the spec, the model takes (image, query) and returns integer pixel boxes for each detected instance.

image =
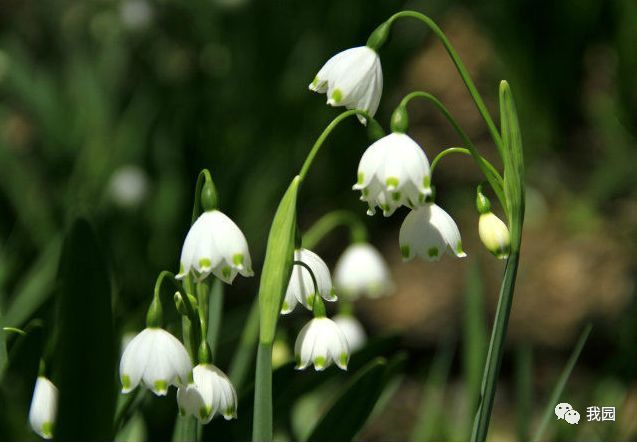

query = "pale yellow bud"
[478,212,510,259]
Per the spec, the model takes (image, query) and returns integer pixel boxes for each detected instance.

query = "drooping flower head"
[399,203,467,261]
[294,317,350,371]
[333,314,367,352]
[309,46,382,124]
[334,242,393,299]
[353,133,432,217]
[177,364,237,423]
[281,248,336,314]
[29,376,58,440]
[176,210,253,284]
[119,327,192,396]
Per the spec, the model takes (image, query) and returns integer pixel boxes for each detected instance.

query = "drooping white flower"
[353,133,432,217]
[29,376,58,440]
[281,248,336,314]
[177,364,237,424]
[333,314,367,352]
[479,212,510,259]
[176,210,254,284]
[309,46,383,123]
[119,328,192,396]
[295,317,349,371]
[334,242,393,299]
[399,203,467,261]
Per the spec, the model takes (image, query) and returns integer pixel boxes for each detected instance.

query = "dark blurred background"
[0,0,636,440]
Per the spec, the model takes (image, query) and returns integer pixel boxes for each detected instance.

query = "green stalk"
[470,252,520,441]
[206,279,224,360]
[253,342,273,440]
[384,11,504,156]
[302,210,367,249]
[398,92,506,212]
[228,299,259,389]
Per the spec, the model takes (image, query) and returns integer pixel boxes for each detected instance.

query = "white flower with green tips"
[353,132,432,216]
[399,203,467,261]
[334,242,393,299]
[479,212,510,259]
[119,328,192,396]
[177,364,237,423]
[29,376,58,440]
[281,248,336,314]
[176,210,254,284]
[309,46,382,124]
[295,317,349,371]
[333,314,367,352]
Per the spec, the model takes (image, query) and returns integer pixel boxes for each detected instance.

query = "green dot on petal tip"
[222,266,231,279]
[199,258,212,268]
[314,356,326,369]
[386,177,399,188]
[427,247,439,258]
[179,263,185,274]
[42,422,53,438]
[331,88,343,103]
[233,253,244,266]
[339,353,349,367]
[392,191,401,201]
[121,374,131,390]
[199,406,212,420]
[281,301,289,311]
[154,379,168,393]
[311,75,318,86]
[456,242,465,255]
[400,245,411,259]
[357,171,365,184]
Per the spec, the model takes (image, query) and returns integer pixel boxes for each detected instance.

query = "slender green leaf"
[463,260,487,438]
[53,219,116,440]
[533,324,592,441]
[515,345,533,441]
[4,238,61,327]
[253,176,300,441]
[499,80,526,250]
[308,358,389,441]
[411,342,455,441]
[257,176,300,344]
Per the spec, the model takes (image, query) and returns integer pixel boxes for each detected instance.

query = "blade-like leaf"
[53,219,116,440]
[308,357,389,441]
[533,324,592,441]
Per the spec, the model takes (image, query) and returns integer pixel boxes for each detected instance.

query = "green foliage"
[53,219,116,440]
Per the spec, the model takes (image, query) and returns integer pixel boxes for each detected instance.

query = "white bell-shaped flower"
[333,314,367,352]
[177,364,237,423]
[353,133,432,216]
[29,376,58,440]
[399,203,467,261]
[295,317,349,371]
[281,248,336,315]
[479,212,510,259]
[309,46,383,123]
[334,242,393,299]
[119,328,192,396]
[176,210,254,284]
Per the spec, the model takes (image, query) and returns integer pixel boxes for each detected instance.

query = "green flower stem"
[470,251,520,441]
[515,345,533,441]
[302,210,367,249]
[206,279,224,361]
[299,109,374,181]
[228,298,259,389]
[385,11,504,155]
[399,91,506,213]
[2,326,26,336]
[196,280,210,363]
[191,169,216,222]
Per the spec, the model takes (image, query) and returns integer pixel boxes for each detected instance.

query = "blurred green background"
[0,0,636,440]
